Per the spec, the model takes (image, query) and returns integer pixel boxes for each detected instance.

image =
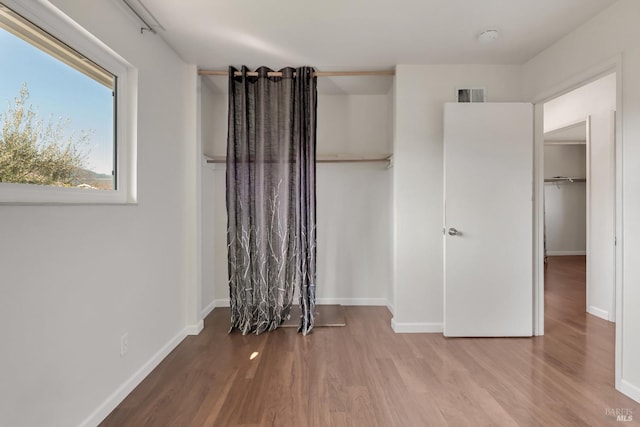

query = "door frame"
[532,55,623,390]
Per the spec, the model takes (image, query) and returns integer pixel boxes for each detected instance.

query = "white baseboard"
[386,301,394,315]
[185,320,204,336]
[78,329,187,427]
[316,298,389,306]
[201,300,216,319]
[620,379,640,404]
[212,298,389,307]
[391,318,443,333]
[546,251,586,256]
[588,305,611,321]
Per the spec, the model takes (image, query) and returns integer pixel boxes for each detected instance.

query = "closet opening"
[199,71,394,322]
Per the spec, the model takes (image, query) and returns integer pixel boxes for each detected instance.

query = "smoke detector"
[478,29,499,44]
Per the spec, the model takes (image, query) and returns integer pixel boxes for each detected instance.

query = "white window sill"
[0,183,136,205]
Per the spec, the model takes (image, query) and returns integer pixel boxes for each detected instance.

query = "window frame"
[0,0,136,204]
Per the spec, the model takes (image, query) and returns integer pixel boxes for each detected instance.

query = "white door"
[444,103,533,337]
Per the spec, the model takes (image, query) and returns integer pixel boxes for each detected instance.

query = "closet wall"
[200,77,394,313]
[200,82,224,316]
[544,143,587,255]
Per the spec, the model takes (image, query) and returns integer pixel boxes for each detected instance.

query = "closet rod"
[198,70,395,77]
[206,157,391,164]
[544,177,586,183]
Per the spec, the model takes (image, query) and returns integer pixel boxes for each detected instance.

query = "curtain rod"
[198,70,395,78]
[121,0,157,34]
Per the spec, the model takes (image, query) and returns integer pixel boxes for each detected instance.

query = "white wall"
[544,144,587,254]
[316,95,390,156]
[544,145,587,177]
[0,1,195,426]
[392,65,524,332]
[543,74,616,320]
[315,162,391,304]
[543,73,616,132]
[199,82,227,314]
[544,183,587,253]
[201,84,227,158]
[200,91,393,308]
[201,163,216,315]
[316,94,392,305]
[200,82,218,317]
[523,0,640,401]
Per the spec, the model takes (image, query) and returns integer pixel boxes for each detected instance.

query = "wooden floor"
[102,256,640,426]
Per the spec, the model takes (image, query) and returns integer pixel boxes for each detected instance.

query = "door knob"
[448,227,459,236]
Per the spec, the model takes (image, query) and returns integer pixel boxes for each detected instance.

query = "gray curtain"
[226,66,317,335]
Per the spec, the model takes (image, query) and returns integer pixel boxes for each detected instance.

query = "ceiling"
[544,122,587,142]
[133,0,617,94]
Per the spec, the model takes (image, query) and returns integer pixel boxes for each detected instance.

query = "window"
[0,1,134,204]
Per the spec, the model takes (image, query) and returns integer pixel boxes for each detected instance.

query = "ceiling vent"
[456,88,486,103]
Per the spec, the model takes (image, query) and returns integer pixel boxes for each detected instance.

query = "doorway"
[443,102,533,337]
[535,69,619,383]
[543,118,588,317]
[542,72,616,323]
[543,119,588,261]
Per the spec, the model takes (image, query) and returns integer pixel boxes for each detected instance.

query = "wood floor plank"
[101,256,640,426]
